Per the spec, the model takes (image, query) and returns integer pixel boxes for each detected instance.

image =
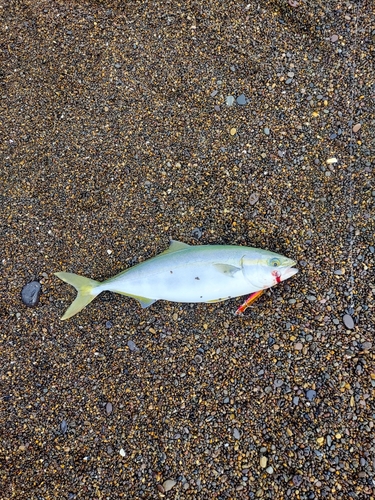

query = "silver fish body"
[55,240,298,319]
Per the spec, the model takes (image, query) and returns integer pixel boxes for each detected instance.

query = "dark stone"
[236,94,247,105]
[21,281,42,307]
[306,389,317,401]
[192,227,203,239]
[60,419,68,434]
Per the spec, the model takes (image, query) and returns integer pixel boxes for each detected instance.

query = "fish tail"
[55,272,101,320]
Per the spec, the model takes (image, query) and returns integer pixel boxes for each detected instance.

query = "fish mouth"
[281,266,299,281]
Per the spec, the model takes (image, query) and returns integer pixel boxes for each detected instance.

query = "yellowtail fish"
[55,240,298,320]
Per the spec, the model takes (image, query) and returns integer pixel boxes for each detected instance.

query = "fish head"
[241,249,298,290]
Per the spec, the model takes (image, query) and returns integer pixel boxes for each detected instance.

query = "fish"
[55,240,298,320]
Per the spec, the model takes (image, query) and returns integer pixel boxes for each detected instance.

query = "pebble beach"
[1,1,374,498]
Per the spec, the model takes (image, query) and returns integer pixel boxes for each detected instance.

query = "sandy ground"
[1,0,374,498]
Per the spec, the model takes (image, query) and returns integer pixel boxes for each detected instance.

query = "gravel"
[2,1,374,498]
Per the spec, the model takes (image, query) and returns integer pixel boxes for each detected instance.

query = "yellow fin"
[160,240,190,255]
[116,291,157,309]
[206,297,227,303]
[55,272,101,320]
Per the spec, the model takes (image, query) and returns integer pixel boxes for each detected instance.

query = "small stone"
[293,475,303,487]
[264,127,270,135]
[226,95,235,106]
[285,78,293,84]
[105,321,113,329]
[316,437,324,446]
[60,420,68,434]
[157,484,165,494]
[162,479,176,492]
[233,428,241,440]
[106,402,113,415]
[334,269,344,275]
[352,123,361,133]
[249,193,259,205]
[266,466,274,474]
[236,94,247,105]
[306,390,316,401]
[230,127,237,136]
[119,448,126,457]
[361,341,372,350]
[294,342,303,350]
[293,396,299,405]
[192,227,203,239]
[343,314,354,329]
[210,90,218,97]
[194,354,203,364]
[260,456,267,468]
[326,157,338,164]
[127,339,139,351]
[21,281,42,307]
[330,34,339,42]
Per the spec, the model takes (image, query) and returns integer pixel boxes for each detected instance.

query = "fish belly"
[104,261,257,303]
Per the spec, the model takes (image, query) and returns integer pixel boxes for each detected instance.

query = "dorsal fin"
[160,240,190,255]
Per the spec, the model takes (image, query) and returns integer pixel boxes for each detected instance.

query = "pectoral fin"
[213,263,241,277]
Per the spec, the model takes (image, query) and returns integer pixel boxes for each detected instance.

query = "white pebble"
[326,157,338,164]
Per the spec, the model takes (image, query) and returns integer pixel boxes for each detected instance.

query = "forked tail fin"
[55,272,101,320]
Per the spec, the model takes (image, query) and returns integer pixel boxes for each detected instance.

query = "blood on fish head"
[272,269,281,284]
[241,249,298,290]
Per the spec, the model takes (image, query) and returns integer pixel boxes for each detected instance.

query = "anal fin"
[115,291,157,309]
[138,297,157,309]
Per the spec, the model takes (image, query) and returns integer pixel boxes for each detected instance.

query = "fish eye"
[269,257,281,267]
